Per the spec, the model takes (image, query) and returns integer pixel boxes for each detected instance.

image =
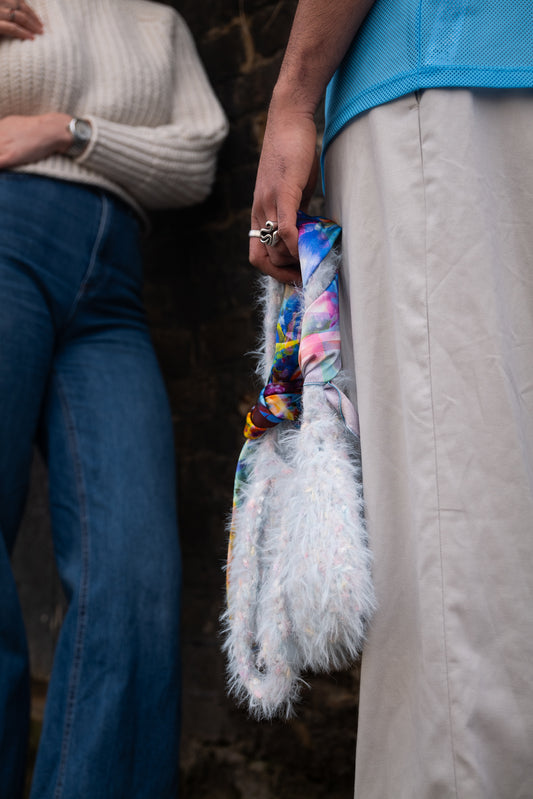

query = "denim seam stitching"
[64,193,109,328]
[52,375,91,799]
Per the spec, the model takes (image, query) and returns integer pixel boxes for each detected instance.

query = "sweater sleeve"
[76,13,228,210]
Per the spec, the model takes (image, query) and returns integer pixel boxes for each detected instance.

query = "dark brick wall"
[12,2,361,795]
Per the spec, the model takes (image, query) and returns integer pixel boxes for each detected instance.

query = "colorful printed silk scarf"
[222,213,374,719]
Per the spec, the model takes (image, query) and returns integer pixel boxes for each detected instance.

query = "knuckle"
[277,221,292,237]
[268,251,294,268]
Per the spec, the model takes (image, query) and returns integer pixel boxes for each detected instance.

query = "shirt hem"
[323,66,533,155]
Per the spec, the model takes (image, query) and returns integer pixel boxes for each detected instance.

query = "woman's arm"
[0,113,71,168]
[0,2,68,168]
[249,0,376,282]
[74,16,228,210]
[0,6,227,209]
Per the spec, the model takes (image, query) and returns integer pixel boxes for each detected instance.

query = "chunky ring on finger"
[9,8,15,20]
[248,220,280,247]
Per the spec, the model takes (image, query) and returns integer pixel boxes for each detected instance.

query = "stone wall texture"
[11,1,361,796]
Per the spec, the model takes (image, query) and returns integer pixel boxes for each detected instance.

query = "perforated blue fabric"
[324,0,533,152]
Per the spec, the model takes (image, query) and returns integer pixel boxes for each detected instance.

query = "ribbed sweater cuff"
[78,114,227,209]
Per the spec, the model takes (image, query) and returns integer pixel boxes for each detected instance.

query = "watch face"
[67,118,92,157]
[74,119,92,143]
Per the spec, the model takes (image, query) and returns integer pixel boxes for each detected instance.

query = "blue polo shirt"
[324,0,533,152]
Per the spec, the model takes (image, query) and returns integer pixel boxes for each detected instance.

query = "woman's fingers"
[0,1,43,38]
[0,21,33,40]
[18,0,43,30]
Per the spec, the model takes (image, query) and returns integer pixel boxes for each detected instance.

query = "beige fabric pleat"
[324,88,533,799]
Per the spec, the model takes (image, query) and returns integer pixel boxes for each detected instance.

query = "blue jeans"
[0,174,181,798]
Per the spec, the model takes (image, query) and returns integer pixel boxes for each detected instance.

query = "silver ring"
[9,8,16,20]
[248,220,280,247]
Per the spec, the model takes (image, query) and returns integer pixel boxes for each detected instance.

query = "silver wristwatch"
[66,117,92,158]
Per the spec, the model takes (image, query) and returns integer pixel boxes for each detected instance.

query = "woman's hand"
[249,93,319,284]
[0,114,73,169]
[0,0,43,40]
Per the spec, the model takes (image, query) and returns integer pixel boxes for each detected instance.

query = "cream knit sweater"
[0,0,228,216]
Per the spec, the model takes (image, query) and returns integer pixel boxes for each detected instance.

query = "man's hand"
[247,0,376,284]
[249,96,319,284]
[0,114,73,169]
[0,0,43,40]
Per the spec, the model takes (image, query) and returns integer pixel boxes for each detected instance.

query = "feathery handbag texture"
[222,213,375,719]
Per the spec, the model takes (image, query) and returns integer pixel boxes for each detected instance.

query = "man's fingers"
[249,239,301,284]
[276,217,299,260]
[250,191,302,278]
[250,253,302,284]
[249,233,297,269]
[250,209,299,264]
[267,263,301,284]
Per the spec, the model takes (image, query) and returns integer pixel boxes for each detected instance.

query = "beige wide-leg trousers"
[325,89,533,799]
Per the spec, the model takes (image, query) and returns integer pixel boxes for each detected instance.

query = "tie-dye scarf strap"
[222,212,375,719]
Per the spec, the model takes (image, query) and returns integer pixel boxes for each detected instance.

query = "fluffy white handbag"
[222,214,375,719]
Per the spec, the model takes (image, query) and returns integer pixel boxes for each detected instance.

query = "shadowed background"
[11,1,361,795]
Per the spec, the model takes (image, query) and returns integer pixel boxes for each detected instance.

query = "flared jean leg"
[0,243,56,799]
[27,190,182,799]
[0,173,181,799]
[30,328,182,799]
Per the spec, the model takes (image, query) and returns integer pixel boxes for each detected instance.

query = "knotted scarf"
[222,213,375,719]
